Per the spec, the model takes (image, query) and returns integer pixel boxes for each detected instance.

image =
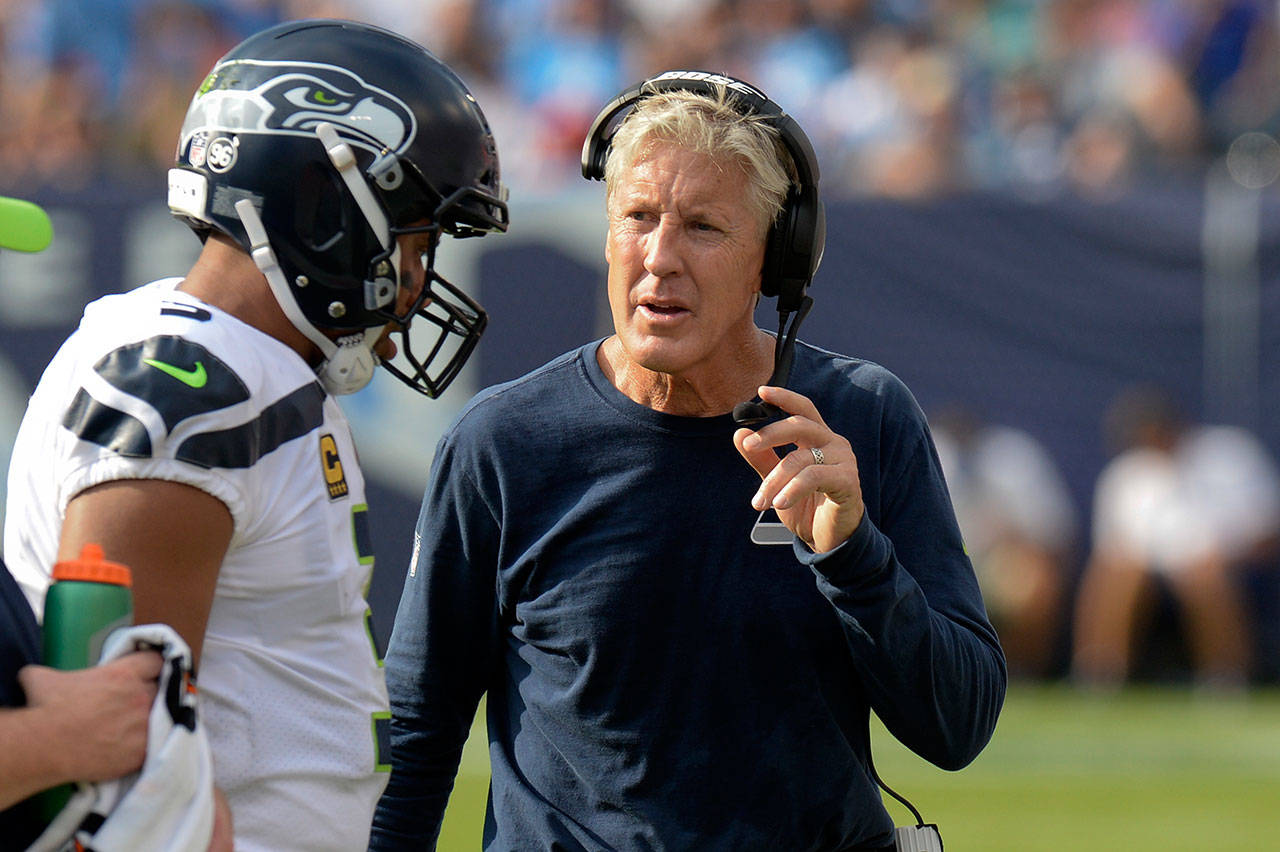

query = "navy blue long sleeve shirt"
[370,340,1006,851]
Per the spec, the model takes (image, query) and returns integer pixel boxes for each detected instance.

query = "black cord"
[866,737,925,827]
[865,752,926,823]
[731,295,815,428]
[769,295,813,387]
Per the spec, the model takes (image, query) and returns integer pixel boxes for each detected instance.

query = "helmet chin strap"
[232,123,405,396]
[316,121,403,312]
[235,198,380,395]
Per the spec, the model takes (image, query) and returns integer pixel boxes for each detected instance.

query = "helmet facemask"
[378,237,488,399]
[365,159,506,398]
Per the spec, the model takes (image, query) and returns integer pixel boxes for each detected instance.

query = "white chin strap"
[232,122,401,396]
[235,197,381,395]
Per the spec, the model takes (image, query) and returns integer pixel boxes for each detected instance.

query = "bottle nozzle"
[51,543,133,587]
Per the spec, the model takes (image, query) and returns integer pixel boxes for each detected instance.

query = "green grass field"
[436,685,1280,850]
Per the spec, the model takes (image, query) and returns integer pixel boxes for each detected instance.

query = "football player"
[4,19,507,851]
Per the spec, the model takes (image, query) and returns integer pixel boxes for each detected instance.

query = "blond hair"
[602,85,793,236]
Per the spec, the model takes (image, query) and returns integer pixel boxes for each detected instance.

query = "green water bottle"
[37,543,134,821]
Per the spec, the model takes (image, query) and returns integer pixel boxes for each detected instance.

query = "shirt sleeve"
[796,392,1007,771]
[370,435,501,850]
[0,563,40,705]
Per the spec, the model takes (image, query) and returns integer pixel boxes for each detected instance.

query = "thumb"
[111,649,165,680]
[16,663,56,700]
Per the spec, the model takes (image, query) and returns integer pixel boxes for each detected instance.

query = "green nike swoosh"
[143,358,207,388]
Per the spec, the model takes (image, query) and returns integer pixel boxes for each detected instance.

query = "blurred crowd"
[934,387,1280,688]
[2,0,1280,199]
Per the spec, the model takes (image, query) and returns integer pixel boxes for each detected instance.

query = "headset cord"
[867,746,926,828]
[731,294,815,427]
[770,294,814,388]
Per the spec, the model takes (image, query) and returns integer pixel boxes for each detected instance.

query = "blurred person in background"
[498,0,630,184]
[1071,385,1280,691]
[371,71,1004,851]
[111,1,242,173]
[2,20,508,850]
[932,404,1077,679]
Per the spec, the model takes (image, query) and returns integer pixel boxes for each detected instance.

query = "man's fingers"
[757,385,829,428]
[16,663,51,695]
[734,387,867,552]
[19,651,163,708]
[733,427,781,483]
[112,649,165,680]
[741,386,831,456]
[756,444,838,510]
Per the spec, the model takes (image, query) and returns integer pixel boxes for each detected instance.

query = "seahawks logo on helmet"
[179,59,417,165]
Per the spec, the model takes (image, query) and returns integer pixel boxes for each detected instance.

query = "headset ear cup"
[589,143,607,181]
[798,185,825,280]
[760,214,788,299]
[581,127,607,180]
[775,186,824,312]
[762,187,808,304]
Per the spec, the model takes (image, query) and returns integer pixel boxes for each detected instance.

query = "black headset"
[580,70,825,427]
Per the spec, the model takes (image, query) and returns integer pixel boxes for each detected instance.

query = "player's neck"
[178,235,319,364]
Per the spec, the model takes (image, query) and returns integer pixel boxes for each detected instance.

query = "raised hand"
[733,385,866,554]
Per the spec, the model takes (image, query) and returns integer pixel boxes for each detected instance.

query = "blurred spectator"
[622,0,735,77]
[495,0,628,185]
[1071,386,1280,691]
[113,1,241,174]
[933,405,1077,679]
[0,56,104,190]
[733,0,848,124]
[3,0,1280,198]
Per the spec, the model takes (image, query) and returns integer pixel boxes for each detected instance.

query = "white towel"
[26,624,215,852]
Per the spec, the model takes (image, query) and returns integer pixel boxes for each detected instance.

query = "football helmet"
[168,19,509,396]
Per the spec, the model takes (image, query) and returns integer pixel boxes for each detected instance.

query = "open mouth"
[639,300,689,318]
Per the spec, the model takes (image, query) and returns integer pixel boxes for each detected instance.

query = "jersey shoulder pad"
[61,334,252,458]
[91,334,250,431]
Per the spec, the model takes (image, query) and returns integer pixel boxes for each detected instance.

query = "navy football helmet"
[168,18,508,396]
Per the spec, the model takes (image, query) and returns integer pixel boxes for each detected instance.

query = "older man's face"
[605,141,766,382]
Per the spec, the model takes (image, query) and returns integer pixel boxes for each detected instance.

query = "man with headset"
[371,72,1004,851]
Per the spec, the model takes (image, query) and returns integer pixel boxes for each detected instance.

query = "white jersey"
[5,279,389,851]
[1092,426,1280,574]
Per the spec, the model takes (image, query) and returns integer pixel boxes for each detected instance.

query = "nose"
[643,217,682,280]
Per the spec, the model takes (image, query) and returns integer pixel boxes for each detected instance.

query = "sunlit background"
[3,2,1280,848]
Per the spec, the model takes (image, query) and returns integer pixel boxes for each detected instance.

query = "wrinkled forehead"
[608,139,765,230]
[612,138,745,188]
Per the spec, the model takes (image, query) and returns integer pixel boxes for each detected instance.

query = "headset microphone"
[731,294,813,427]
